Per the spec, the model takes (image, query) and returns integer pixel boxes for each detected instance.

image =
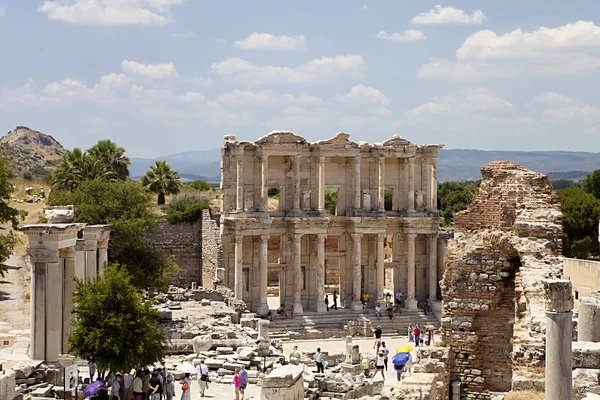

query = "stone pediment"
[255,131,308,145]
[382,134,412,147]
[314,132,359,149]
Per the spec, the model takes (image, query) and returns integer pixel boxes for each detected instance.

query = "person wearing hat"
[370,351,386,382]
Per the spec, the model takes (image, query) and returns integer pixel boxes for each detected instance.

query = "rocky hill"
[0,126,66,177]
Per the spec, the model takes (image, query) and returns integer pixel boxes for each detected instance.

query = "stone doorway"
[267,267,284,310]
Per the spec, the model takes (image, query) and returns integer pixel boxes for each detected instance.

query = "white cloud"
[376,30,425,42]
[283,93,323,106]
[412,5,486,25]
[406,88,512,117]
[361,4,368,11]
[122,60,179,79]
[211,55,365,85]
[38,0,183,25]
[176,92,205,103]
[186,77,214,87]
[0,6,5,17]
[0,80,63,108]
[234,33,307,50]
[533,92,600,122]
[534,92,580,107]
[218,89,278,105]
[416,58,514,81]
[216,39,227,44]
[129,85,173,103]
[336,85,390,105]
[172,32,197,39]
[42,73,129,103]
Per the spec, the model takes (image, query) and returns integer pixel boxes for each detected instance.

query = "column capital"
[235,234,243,244]
[317,233,327,241]
[28,248,60,263]
[294,154,302,160]
[429,232,438,240]
[354,155,361,164]
[259,235,269,243]
[97,240,109,250]
[377,233,386,242]
[379,156,385,164]
[407,232,417,239]
[292,233,303,243]
[319,156,325,164]
[408,157,415,165]
[59,247,76,259]
[351,233,363,241]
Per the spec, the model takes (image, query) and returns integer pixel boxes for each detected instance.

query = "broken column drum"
[219,132,444,314]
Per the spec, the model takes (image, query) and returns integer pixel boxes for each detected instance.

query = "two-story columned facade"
[220,131,444,315]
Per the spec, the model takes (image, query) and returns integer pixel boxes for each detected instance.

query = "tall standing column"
[354,156,361,210]
[316,234,326,312]
[236,148,244,211]
[407,159,415,212]
[30,257,47,361]
[406,233,418,309]
[543,279,573,400]
[258,235,269,315]
[46,258,63,362]
[423,159,431,211]
[351,233,363,311]
[376,234,385,301]
[378,157,385,212]
[85,240,98,281]
[75,239,86,281]
[261,155,269,212]
[234,234,243,300]
[293,155,301,212]
[61,247,76,354]
[579,295,600,342]
[318,157,326,212]
[428,234,438,302]
[97,240,108,276]
[292,234,304,315]
[431,162,438,210]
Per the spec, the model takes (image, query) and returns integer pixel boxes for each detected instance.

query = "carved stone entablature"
[75,239,86,252]
[255,131,308,145]
[20,223,83,235]
[83,225,111,243]
[28,248,60,263]
[314,132,359,149]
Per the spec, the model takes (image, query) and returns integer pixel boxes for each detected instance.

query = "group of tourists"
[99,367,176,400]
[407,323,434,346]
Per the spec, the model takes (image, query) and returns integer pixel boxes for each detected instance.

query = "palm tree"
[140,160,181,205]
[87,140,131,180]
[53,148,117,191]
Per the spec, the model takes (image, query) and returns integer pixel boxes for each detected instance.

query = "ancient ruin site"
[1,131,600,400]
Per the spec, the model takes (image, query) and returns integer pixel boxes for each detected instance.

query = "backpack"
[182,382,188,391]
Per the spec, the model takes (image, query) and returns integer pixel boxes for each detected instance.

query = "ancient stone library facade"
[220,131,444,315]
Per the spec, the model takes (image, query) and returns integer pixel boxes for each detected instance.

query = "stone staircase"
[268,308,439,340]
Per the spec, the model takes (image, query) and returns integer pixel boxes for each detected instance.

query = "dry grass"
[504,390,544,400]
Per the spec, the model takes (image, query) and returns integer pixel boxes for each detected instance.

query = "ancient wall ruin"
[441,161,563,399]
[201,209,223,288]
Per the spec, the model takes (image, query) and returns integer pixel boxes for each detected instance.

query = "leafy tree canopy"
[583,170,600,200]
[48,180,178,290]
[557,186,600,259]
[437,181,479,226]
[185,180,211,191]
[69,264,166,374]
[164,193,210,224]
[141,161,182,205]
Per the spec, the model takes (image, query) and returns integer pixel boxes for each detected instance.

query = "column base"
[431,300,442,312]
[352,301,363,311]
[406,298,418,310]
[257,303,270,316]
[316,302,327,313]
[293,302,304,316]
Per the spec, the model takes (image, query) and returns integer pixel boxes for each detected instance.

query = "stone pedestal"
[543,279,573,400]
[259,364,304,400]
[257,320,270,341]
[579,296,600,342]
[406,298,418,310]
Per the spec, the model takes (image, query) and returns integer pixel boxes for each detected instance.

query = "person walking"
[123,370,134,400]
[179,373,191,400]
[132,371,144,400]
[324,295,329,311]
[289,345,301,365]
[233,368,242,400]
[332,291,338,310]
[196,360,209,397]
[380,341,390,371]
[373,325,382,349]
[413,325,421,347]
[374,303,382,319]
[370,351,386,382]
[88,360,97,382]
[111,374,122,400]
[315,347,325,373]
[362,291,369,311]
[142,370,151,400]
[164,374,175,400]
[149,371,162,400]
[407,323,414,342]
[239,366,248,400]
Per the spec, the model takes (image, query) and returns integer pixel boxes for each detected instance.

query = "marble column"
[378,156,385,212]
[407,159,415,212]
[258,235,269,315]
[46,258,63,362]
[428,234,438,303]
[85,241,97,281]
[75,239,86,281]
[376,234,385,301]
[234,234,243,300]
[30,257,47,361]
[61,247,76,354]
[406,233,418,309]
[316,234,326,312]
[354,156,361,210]
[292,234,304,315]
[543,279,573,400]
[431,162,438,210]
[236,148,244,211]
[97,240,108,276]
[579,296,600,342]
[318,157,326,212]
[261,155,269,212]
[293,155,301,212]
[351,233,363,311]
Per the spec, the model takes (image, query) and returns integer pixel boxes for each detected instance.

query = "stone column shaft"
[261,155,269,212]
[31,261,46,361]
[62,249,76,354]
[293,155,301,211]
[354,156,361,209]
[316,234,326,312]
[85,245,97,281]
[428,234,438,301]
[351,233,363,311]
[292,234,304,314]
[75,240,86,281]
[234,235,243,300]
[431,163,438,210]
[407,233,417,309]
[97,244,108,276]
[46,261,63,362]
[258,235,269,314]
[407,159,415,212]
[378,157,385,212]
[579,296,600,342]
[318,157,326,211]
[236,149,244,211]
[376,234,385,301]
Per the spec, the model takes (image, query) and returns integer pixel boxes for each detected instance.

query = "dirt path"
[0,253,30,330]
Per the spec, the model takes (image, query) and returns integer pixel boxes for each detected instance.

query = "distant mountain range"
[131,148,600,183]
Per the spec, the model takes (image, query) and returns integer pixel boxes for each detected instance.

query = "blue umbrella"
[392,352,410,366]
[83,380,104,398]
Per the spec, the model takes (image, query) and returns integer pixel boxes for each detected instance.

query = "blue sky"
[1,1,600,157]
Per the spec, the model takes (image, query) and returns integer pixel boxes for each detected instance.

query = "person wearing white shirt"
[196,360,209,397]
[123,371,134,400]
[315,347,324,373]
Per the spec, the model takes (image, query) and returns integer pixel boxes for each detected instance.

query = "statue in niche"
[302,190,311,210]
[415,190,425,208]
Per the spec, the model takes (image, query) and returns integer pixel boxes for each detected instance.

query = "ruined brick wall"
[201,209,222,288]
[441,161,563,399]
[152,219,202,287]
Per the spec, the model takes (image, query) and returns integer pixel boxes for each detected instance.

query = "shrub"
[23,171,33,181]
[165,194,210,224]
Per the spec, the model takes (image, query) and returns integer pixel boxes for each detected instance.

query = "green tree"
[87,140,131,181]
[69,264,166,375]
[552,179,579,190]
[48,180,178,290]
[141,161,182,205]
[557,186,600,258]
[185,180,211,191]
[583,170,600,200]
[53,148,117,191]
[164,194,210,224]
[437,181,479,225]
[324,188,338,215]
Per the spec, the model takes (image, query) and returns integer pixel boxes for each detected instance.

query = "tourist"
[233,368,242,400]
[149,371,162,400]
[289,304,295,318]
[413,325,421,347]
[362,291,369,310]
[423,299,431,315]
[324,294,329,311]
[386,303,394,321]
[132,371,143,400]
[380,341,390,371]
[373,325,382,349]
[88,360,97,382]
[407,323,414,342]
[425,326,434,346]
[315,347,325,373]
[111,374,122,400]
[277,304,285,318]
[196,359,209,397]
[123,370,134,400]
[385,292,392,308]
[142,370,151,400]
[370,351,386,382]
[332,291,338,310]
[395,290,403,307]
[289,345,301,365]
[179,373,191,400]
[374,303,382,319]
[266,310,273,321]
[239,365,248,400]
[164,374,175,400]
